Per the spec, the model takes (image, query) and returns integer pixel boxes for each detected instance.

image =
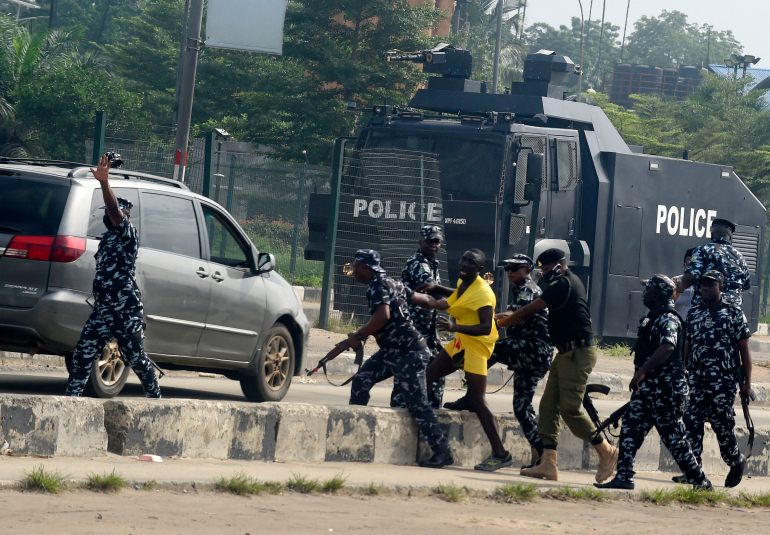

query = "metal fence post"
[226,154,236,213]
[318,138,347,330]
[290,159,308,275]
[202,131,216,199]
[92,110,106,165]
[762,220,770,317]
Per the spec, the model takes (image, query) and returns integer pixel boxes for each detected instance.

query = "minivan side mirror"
[257,252,275,273]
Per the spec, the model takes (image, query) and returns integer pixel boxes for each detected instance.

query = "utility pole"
[576,0,584,100]
[492,0,504,94]
[594,0,606,88]
[620,0,630,62]
[172,0,190,129]
[48,0,57,27]
[172,0,204,182]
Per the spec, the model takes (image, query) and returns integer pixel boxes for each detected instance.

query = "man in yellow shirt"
[418,249,512,471]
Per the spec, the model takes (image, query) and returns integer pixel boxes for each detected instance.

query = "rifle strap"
[742,394,755,458]
[322,343,365,387]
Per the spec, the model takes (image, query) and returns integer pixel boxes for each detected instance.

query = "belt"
[556,338,596,354]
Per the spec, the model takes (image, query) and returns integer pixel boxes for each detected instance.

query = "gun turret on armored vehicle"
[305,45,765,338]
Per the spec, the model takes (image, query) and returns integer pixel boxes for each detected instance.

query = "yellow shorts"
[444,335,491,376]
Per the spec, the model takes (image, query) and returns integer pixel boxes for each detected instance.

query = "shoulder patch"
[420,264,431,273]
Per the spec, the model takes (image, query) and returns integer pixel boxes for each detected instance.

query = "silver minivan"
[0,160,309,401]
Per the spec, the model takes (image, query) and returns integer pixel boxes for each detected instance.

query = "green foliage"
[624,11,741,69]
[366,481,384,495]
[437,481,467,502]
[497,482,538,501]
[544,485,609,502]
[733,491,770,508]
[141,480,158,491]
[599,343,632,358]
[87,469,128,492]
[321,473,348,493]
[215,472,269,495]
[640,486,728,505]
[286,473,321,493]
[22,465,69,493]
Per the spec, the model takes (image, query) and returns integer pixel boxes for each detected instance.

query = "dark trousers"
[391,348,444,409]
[683,380,741,468]
[492,337,552,450]
[616,374,705,484]
[65,306,160,398]
[350,346,449,454]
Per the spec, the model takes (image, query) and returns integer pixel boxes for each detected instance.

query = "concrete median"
[0,395,106,457]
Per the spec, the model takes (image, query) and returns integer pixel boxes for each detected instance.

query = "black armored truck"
[305,46,766,338]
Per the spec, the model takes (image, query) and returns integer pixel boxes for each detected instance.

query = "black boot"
[443,395,471,411]
[419,449,454,469]
[594,477,634,490]
[671,474,687,484]
[725,454,746,488]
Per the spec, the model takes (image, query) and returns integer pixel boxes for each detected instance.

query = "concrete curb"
[0,395,106,457]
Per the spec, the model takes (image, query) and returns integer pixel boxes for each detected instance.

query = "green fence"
[86,121,330,287]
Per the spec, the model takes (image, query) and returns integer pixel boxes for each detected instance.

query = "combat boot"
[521,446,541,469]
[520,449,558,480]
[593,440,619,483]
[443,395,471,411]
[725,454,746,488]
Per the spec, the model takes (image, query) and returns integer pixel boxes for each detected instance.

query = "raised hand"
[90,155,110,183]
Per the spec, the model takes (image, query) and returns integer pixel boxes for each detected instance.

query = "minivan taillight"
[4,235,85,263]
[52,236,86,263]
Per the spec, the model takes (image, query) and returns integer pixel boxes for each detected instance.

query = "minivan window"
[202,206,249,267]
[141,192,200,258]
[87,188,140,238]
[0,176,70,235]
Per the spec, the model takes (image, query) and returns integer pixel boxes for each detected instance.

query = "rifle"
[306,339,365,386]
[582,384,629,443]
[738,364,756,458]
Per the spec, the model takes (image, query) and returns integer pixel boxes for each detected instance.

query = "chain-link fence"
[330,149,449,323]
[86,121,330,287]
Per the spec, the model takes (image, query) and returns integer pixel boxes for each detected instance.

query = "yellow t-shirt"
[443,276,498,375]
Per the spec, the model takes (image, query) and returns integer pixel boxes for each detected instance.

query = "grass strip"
[287,473,321,493]
[22,465,69,494]
[215,472,268,495]
[321,473,347,493]
[87,469,128,492]
[545,485,610,502]
[640,486,729,505]
[437,482,467,502]
[497,482,538,502]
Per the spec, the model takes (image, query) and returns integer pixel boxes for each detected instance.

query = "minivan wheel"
[84,338,130,398]
[240,325,295,402]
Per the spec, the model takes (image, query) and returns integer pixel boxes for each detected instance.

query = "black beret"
[536,248,566,267]
[711,218,735,233]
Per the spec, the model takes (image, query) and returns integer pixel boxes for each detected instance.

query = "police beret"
[354,249,386,273]
[420,225,443,240]
[700,269,724,285]
[503,254,534,269]
[711,218,735,232]
[536,248,566,267]
[639,274,676,298]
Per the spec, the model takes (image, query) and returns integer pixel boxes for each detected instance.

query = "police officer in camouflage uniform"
[347,249,453,468]
[65,154,161,398]
[445,254,553,467]
[675,218,750,310]
[595,275,710,490]
[680,269,752,488]
[392,225,445,410]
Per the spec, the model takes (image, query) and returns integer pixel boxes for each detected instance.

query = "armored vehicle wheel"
[85,338,130,398]
[240,325,295,402]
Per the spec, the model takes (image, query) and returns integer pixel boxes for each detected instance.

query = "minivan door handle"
[212,271,224,282]
[196,267,209,278]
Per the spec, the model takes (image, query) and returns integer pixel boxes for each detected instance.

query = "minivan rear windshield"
[0,176,70,235]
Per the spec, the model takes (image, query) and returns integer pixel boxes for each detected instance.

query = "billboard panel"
[206,0,287,55]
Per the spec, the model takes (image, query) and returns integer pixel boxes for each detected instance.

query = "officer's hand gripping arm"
[445,306,494,336]
[410,292,449,311]
[415,282,455,298]
[91,155,124,227]
[496,298,548,328]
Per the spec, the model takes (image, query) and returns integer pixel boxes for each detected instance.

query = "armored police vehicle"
[305,46,766,338]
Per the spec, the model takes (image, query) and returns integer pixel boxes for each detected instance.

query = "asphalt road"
[1,367,769,428]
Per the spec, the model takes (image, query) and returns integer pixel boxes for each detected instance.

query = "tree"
[624,11,742,68]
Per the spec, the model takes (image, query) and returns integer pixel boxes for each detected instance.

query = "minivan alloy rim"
[97,340,126,387]
[264,335,290,391]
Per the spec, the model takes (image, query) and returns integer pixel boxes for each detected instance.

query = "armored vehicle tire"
[84,339,130,398]
[240,324,295,402]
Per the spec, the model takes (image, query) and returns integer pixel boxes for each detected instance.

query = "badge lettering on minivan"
[655,205,717,237]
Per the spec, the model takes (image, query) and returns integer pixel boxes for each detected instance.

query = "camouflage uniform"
[349,270,449,456]
[391,248,444,409]
[615,294,706,485]
[65,199,160,398]
[683,298,751,469]
[685,237,750,309]
[492,277,552,449]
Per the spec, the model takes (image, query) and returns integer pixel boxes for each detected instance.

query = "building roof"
[708,64,770,107]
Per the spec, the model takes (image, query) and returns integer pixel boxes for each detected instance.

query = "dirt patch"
[0,488,766,534]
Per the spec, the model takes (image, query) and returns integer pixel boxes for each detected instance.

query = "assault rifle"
[582,384,629,443]
[739,364,756,458]
[306,339,365,386]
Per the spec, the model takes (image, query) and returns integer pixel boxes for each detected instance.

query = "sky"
[523,0,769,69]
